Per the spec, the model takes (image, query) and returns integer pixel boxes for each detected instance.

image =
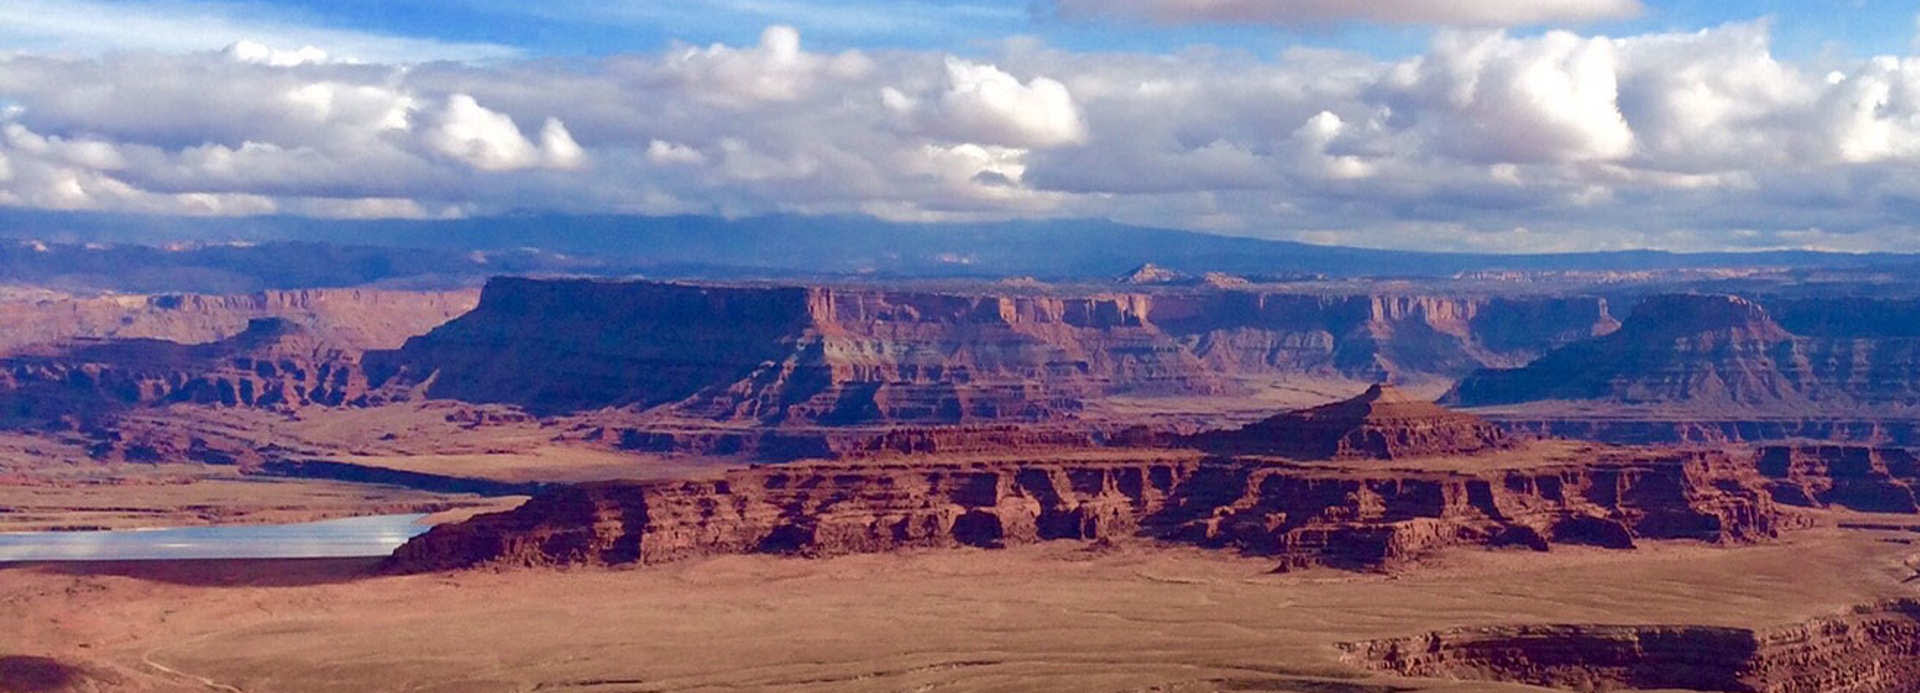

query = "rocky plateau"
[1343,599,1920,693]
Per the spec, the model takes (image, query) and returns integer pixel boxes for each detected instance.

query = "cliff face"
[365,279,823,417]
[385,446,1793,574]
[369,278,1617,424]
[0,318,373,423]
[1343,600,1920,693]
[1447,294,1920,412]
[1756,445,1920,512]
[0,288,478,354]
[1488,418,1920,448]
[1150,293,1617,378]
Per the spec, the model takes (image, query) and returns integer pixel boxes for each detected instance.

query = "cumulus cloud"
[223,40,328,67]
[900,58,1088,148]
[657,25,873,108]
[1049,0,1643,27]
[12,23,1920,251]
[1386,30,1635,162]
[425,94,584,172]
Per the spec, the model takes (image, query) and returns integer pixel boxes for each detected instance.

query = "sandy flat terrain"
[0,470,513,532]
[4,525,1917,692]
[0,425,684,532]
[326,446,730,484]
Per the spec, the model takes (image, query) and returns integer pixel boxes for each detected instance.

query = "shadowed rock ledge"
[384,445,1796,574]
[1341,599,1920,693]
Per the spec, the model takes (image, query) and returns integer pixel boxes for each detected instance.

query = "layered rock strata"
[1488,417,1920,448]
[1190,383,1512,459]
[1342,600,1920,693]
[385,446,1793,573]
[0,318,374,423]
[367,278,1618,424]
[0,287,477,354]
[1755,445,1920,513]
[1448,293,1920,411]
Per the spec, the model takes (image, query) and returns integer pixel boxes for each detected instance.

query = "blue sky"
[26,0,1920,61]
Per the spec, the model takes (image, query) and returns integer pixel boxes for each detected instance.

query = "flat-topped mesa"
[0,287,478,356]
[1445,293,1861,410]
[385,446,1794,574]
[364,277,1183,423]
[1192,384,1513,459]
[358,277,1621,427]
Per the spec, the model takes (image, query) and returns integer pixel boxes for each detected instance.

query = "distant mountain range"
[0,208,1914,292]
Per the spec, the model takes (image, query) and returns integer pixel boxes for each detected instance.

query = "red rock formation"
[1115,262,1185,284]
[1756,445,1920,513]
[1487,417,1920,447]
[0,287,477,354]
[1191,383,1512,459]
[385,445,1794,573]
[1149,292,1617,378]
[0,318,375,424]
[1448,293,1920,413]
[1343,600,1920,693]
[602,422,1100,461]
[368,278,1618,425]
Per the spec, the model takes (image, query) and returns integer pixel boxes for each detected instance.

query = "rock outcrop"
[0,287,478,354]
[1150,292,1618,378]
[1190,383,1512,459]
[368,278,1619,424]
[1486,417,1920,448]
[0,318,374,424]
[1448,293,1920,412]
[1756,445,1920,513]
[385,445,1794,573]
[1342,600,1920,693]
[1115,262,1185,284]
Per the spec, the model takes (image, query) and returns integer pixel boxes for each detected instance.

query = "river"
[0,514,431,561]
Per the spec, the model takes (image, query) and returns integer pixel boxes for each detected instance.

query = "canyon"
[364,277,1620,424]
[13,274,1920,692]
[1448,294,1920,443]
[386,384,1796,574]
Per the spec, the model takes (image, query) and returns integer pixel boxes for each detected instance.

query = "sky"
[2,0,1920,252]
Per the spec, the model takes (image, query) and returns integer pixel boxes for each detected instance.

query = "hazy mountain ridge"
[1,211,1914,292]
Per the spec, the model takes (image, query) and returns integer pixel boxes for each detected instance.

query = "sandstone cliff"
[385,445,1793,573]
[0,318,375,424]
[0,287,477,354]
[368,278,1617,425]
[1447,293,1920,412]
[1343,599,1920,692]
[1756,445,1920,513]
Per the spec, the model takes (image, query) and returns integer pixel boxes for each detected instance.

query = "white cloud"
[656,25,872,108]
[1388,30,1635,162]
[223,40,329,67]
[647,140,708,166]
[425,94,582,172]
[911,58,1088,148]
[11,22,1920,251]
[539,119,587,169]
[1050,0,1643,26]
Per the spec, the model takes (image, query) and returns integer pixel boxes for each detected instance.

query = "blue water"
[0,514,431,561]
